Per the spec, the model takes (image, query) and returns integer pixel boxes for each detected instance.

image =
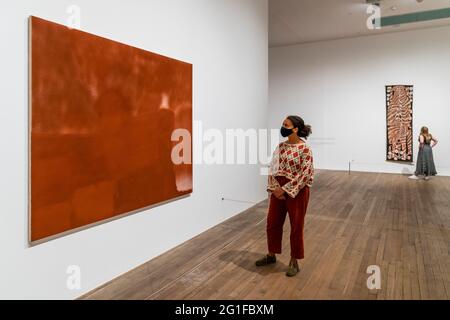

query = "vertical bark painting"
[386,85,413,163]
[29,16,193,243]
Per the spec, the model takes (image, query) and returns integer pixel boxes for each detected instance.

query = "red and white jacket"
[267,141,314,198]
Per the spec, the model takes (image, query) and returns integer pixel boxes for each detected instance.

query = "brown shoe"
[286,261,300,277]
[255,254,276,267]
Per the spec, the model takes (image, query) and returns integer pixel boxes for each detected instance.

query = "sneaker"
[424,176,430,181]
[408,175,419,180]
[255,254,276,267]
[286,261,300,277]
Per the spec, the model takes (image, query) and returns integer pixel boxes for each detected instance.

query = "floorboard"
[80,170,450,300]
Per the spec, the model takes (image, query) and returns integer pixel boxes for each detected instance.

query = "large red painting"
[29,16,193,243]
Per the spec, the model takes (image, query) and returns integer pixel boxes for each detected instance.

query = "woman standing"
[255,115,314,277]
[409,126,438,180]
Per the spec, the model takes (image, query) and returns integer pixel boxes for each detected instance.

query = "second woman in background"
[409,126,438,180]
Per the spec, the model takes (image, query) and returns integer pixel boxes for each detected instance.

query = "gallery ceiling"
[269,0,450,47]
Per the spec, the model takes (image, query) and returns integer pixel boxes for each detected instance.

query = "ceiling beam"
[374,7,450,27]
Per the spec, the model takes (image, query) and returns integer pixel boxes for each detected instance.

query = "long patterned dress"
[415,135,437,177]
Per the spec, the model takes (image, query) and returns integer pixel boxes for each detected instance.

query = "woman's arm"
[267,144,287,199]
[431,135,438,148]
[267,143,282,192]
[267,174,281,192]
[281,147,314,198]
[419,135,425,149]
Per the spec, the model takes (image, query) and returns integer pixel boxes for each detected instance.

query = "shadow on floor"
[217,250,289,275]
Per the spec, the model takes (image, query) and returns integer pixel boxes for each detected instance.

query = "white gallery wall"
[269,26,450,176]
[0,0,268,299]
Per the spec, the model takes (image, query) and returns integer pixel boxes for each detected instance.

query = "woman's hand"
[273,187,286,200]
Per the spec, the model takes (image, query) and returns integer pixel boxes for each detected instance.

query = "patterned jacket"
[267,141,314,198]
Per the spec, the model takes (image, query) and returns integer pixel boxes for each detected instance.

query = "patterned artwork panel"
[386,85,413,162]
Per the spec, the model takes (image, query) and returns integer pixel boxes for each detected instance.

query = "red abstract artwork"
[29,16,193,243]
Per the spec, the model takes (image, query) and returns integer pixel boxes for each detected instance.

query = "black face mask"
[280,126,295,137]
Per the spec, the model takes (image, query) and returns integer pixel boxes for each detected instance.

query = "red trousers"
[267,176,310,260]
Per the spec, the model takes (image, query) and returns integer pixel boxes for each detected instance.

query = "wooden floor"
[80,170,450,300]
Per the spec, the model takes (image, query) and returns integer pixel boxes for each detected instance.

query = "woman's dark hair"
[287,115,312,139]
